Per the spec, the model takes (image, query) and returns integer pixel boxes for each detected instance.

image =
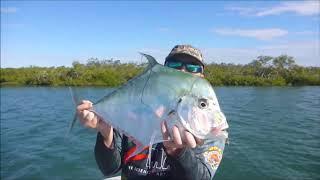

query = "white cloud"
[227,1,320,17]
[293,31,318,35]
[0,7,17,14]
[135,41,319,67]
[225,6,260,16]
[202,40,320,66]
[2,42,318,68]
[257,1,320,16]
[213,28,288,40]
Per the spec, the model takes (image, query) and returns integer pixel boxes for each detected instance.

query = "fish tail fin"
[67,87,81,135]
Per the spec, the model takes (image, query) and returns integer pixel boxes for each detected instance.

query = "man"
[77,45,227,179]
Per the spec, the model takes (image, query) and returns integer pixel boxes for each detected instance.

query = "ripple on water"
[1,87,320,179]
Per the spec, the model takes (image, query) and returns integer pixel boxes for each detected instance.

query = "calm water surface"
[1,87,319,180]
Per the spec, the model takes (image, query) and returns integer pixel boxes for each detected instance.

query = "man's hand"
[76,100,114,148]
[161,121,203,157]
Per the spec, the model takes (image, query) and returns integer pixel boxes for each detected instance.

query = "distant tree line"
[1,55,319,86]
[205,55,320,86]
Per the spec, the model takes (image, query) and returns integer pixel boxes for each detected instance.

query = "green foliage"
[1,55,319,86]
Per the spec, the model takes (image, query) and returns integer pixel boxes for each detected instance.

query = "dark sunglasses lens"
[186,64,203,73]
[166,61,183,69]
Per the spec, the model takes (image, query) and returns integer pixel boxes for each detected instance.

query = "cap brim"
[166,54,205,67]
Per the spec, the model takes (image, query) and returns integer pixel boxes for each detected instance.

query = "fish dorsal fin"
[139,53,158,68]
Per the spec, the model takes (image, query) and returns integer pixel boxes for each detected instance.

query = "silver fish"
[71,53,228,153]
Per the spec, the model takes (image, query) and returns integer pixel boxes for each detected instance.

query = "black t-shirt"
[94,131,227,180]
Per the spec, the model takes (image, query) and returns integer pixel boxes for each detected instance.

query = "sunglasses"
[165,60,203,73]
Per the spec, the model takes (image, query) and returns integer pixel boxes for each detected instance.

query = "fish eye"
[198,98,208,109]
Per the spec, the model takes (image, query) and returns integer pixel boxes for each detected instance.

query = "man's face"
[164,56,204,78]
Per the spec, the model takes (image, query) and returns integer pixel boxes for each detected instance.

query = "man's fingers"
[80,110,89,124]
[82,110,89,119]
[184,131,197,148]
[161,122,204,149]
[81,100,92,104]
[161,121,178,148]
[194,136,204,146]
[80,110,94,126]
[161,121,173,148]
[172,126,183,146]
[76,100,103,129]
[87,111,95,122]
[77,101,92,112]
[161,121,170,140]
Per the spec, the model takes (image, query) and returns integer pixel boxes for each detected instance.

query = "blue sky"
[1,1,319,67]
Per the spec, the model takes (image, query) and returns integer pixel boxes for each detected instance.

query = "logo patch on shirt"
[203,146,223,170]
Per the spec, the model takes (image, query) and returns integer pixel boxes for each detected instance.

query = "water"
[1,87,319,180]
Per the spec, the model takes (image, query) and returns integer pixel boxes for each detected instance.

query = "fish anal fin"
[124,139,149,164]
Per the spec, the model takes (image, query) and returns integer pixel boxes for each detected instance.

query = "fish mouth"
[211,120,229,138]
[210,126,224,136]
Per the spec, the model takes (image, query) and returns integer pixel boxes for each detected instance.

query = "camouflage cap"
[165,45,204,66]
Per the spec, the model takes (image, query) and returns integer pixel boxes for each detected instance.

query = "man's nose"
[180,66,186,72]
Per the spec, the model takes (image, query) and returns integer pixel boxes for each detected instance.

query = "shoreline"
[2,55,320,86]
[1,84,320,87]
